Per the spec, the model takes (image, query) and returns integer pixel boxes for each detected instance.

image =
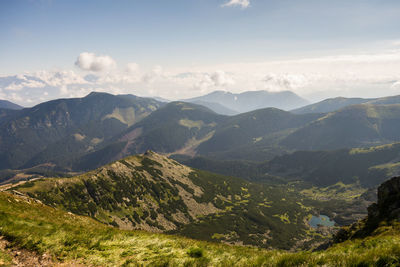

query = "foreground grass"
[0,192,399,266]
[0,249,12,266]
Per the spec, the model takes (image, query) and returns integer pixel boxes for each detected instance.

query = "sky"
[1,0,400,106]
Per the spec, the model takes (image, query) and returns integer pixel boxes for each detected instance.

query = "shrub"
[187,247,204,258]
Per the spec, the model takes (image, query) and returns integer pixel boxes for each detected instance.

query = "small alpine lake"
[309,215,336,228]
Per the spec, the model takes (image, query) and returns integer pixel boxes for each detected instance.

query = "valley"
[0,91,400,266]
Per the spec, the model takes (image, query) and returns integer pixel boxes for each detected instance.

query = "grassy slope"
[0,92,163,171]
[14,152,345,250]
[282,104,400,151]
[182,142,400,188]
[0,192,399,266]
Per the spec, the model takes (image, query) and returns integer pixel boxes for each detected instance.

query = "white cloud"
[59,85,69,95]
[75,52,116,72]
[5,80,46,91]
[126,63,139,73]
[33,70,87,87]
[142,65,164,83]
[221,0,250,9]
[176,71,236,93]
[3,49,400,107]
[210,71,235,87]
[263,74,308,92]
[391,81,400,89]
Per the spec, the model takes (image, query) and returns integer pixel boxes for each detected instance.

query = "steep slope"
[13,151,348,249]
[196,108,321,158]
[1,191,399,266]
[0,99,23,110]
[0,92,163,170]
[335,176,400,242]
[0,108,19,124]
[181,143,400,188]
[292,94,400,114]
[282,104,400,151]
[76,104,322,170]
[265,144,400,187]
[184,90,309,113]
[74,102,224,170]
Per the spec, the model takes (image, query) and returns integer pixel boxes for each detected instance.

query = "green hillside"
[264,143,400,187]
[10,151,363,250]
[196,108,320,156]
[1,181,399,266]
[68,101,224,170]
[0,92,163,172]
[282,104,400,151]
[3,96,400,179]
[292,94,400,114]
[77,104,321,171]
[180,142,400,188]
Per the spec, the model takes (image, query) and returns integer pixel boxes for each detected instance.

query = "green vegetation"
[0,191,400,266]
[0,248,12,266]
[11,152,361,250]
[181,142,400,188]
[300,182,366,201]
[0,92,163,172]
[282,104,400,151]
[292,95,400,114]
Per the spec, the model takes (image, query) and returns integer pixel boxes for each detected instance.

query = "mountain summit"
[183,90,309,114]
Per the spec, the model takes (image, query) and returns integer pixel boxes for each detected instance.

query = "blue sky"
[1,0,400,105]
[2,0,400,73]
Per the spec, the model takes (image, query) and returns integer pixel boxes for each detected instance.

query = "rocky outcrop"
[334,176,400,242]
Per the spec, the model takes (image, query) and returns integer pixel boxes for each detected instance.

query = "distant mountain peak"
[85,91,113,98]
[0,99,23,110]
[182,90,308,114]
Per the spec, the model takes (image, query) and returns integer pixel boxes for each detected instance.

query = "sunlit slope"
[14,151,344,250]
[282,104,400,150]
[0,190,399,266]
[0,92,163,171]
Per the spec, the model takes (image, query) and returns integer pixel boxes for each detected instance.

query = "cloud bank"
[1,49,400,106]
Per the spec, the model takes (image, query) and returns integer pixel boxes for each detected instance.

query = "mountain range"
[2,91,400,182]
[1,90,400,265]
[183,90,309,114]
[0,92,163,171]
[292,94,400,114]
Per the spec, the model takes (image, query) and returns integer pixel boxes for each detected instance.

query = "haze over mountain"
[183,90,309,114]
[292,95,400,114]
[4,92,400,174]
[0,99,23,110]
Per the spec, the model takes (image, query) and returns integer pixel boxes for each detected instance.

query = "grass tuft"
[187,247,204,258]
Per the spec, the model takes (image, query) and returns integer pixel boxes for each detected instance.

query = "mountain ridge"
[183,90,309,113]
[0,99,23,110]
[292,94,400,114]
[12,151,357,249]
